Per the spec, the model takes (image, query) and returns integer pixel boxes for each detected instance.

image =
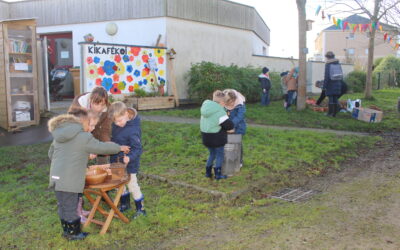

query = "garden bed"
[124,96,175,110]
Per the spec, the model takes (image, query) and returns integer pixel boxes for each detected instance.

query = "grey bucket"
[222,134,242,177]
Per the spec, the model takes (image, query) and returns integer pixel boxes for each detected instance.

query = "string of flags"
[314,5,400,50]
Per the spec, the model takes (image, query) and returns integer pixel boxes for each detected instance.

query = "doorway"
[40,32,74,105]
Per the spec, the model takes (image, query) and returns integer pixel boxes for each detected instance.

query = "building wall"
[323,30,396,68]
[37,17,167,67]
[0,2,9,20]
[9,0,165,25]
[7,0,269,45]
[252,32,269,55]
[166,17,263,99]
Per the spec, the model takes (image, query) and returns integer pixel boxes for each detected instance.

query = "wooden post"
[168,55,179,106]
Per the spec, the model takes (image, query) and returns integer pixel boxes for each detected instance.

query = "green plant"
[187,62,283,104]
[374,55,400,72]
[108,95,115,103]
[134,88,148,97]
[345,70,376,93]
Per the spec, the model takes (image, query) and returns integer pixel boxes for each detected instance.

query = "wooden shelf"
[0,20,39,131]
[9,52,32,56]
[11,93,34,96]
[10,72,33,78]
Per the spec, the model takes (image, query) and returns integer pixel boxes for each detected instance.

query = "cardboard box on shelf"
[352,107,383,123]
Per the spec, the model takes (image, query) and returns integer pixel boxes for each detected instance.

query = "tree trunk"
[364,0,381,99]
[297,0,307,110]
[365,29,376,98]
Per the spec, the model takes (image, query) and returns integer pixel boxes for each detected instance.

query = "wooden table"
[83,176,130,234]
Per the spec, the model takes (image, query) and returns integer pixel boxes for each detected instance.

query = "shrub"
[187,61,283,103]
[345,70,366,93]
[345,70,377,93]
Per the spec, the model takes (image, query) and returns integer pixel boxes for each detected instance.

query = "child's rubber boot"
[133,196,147,219]
[60,219,68,237]
[214,167,227,180]
[119,191,131,212]
[63,218,89,241]
[205,165,213,178]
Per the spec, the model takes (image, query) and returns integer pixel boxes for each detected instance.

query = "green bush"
[345,70,377,93]
[374,55,400,72]
[187,62,283,103]
[345,70,366,93]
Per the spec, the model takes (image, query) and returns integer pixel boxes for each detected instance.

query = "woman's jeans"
[287,90,296,108]
[261,91,270,106]
[206,146,224,168]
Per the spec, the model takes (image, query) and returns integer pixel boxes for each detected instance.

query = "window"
[262,46,266,56]
[348,33,355,39]
[347,48,355,55]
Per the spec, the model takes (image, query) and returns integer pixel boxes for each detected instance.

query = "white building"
[0,0,270,100]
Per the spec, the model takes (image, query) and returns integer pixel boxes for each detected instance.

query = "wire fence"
[376,71,400,90]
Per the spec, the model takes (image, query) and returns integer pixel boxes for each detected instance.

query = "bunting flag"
[321,10,325,20]
[384,33,388,41]
[359,24,362,32]
[387,37,391,43]
[338,19,343,29]
[369,23,373,32]
[328,14,331,21]
[343,21,348,31]
[333,16,337,26]
[371,22,376,30]
[315,5,321,16]
[379,25,383,31]
[395,43,400,50]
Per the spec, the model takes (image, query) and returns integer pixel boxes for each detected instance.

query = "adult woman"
[69,86,112,161]
[323,51,343,117]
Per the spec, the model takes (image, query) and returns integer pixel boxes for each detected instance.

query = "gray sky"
[231,0,341,58]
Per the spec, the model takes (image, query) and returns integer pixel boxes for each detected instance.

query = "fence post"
[377,72,381,90]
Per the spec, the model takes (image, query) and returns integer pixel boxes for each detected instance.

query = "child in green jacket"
[48,108,129,241]
[200,90,234,180]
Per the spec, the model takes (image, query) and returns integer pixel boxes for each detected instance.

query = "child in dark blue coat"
[223,89,247,167]
[109,101,145,219]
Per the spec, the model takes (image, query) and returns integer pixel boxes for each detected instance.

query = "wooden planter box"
[124,96,175,110]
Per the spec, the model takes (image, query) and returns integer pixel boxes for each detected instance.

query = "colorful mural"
[81,43,167,95]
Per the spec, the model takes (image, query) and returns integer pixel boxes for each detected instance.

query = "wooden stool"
[83,177,130,235]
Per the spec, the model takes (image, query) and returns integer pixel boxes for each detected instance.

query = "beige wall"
[166,17,266,99]
[321,30,396,68]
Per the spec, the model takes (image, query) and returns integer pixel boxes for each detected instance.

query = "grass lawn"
[0,120,380,249]
[143,88,400,132]
[141,122,380,194]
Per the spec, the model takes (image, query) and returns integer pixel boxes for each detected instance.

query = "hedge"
[345,70,377,93]
[187,61,283,103]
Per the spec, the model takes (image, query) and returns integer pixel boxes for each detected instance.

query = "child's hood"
[201,100,224,118]
[48,114,83,143]
[125,108,140,127]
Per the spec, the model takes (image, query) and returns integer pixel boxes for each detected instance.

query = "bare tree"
[297,0,307,110]
[325,0,400,99]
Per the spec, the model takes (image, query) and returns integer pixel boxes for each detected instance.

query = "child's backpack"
[329,64,343,81]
